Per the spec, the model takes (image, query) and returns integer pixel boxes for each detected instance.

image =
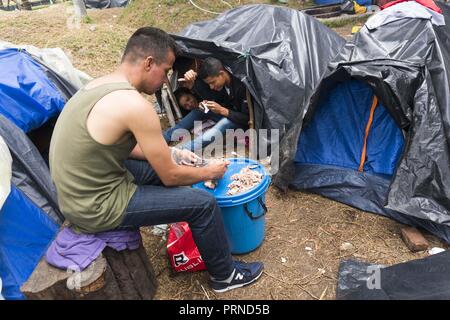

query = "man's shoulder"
[91,88,154,128]
[104,88,150,111]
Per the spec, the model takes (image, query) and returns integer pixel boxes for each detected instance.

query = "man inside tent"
[163,57,250,152]
[49,27,263,293]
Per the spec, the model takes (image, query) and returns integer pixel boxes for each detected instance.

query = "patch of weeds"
[82,15,93,24]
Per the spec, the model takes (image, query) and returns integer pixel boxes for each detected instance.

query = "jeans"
[117,159,234,279]
[163,110,239,152]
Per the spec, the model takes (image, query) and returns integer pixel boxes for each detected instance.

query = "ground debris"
[340,242,354,251]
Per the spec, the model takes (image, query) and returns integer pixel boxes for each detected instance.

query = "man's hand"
[178,69,197,90]
[204,100,229,117]
[171,147,202,166]
[205,159,230,180]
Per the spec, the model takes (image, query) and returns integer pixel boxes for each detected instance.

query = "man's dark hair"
[122,27,178,64]
[198,57,224,79]
[174,87,198,103]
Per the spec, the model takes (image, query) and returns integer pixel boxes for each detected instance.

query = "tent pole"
[165,81,182,121]
[246,88,256,160]
[161,87,176,127]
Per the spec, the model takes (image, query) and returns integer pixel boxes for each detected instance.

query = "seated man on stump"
[49,27,263,293]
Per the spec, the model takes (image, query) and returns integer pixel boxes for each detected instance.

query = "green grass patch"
[82,15,93,24]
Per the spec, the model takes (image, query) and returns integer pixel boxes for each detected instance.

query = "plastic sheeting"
[0,116,62,299]
[337,250,450,299]
[0,115,64,223]
[0,185,59,300]
[0,116,63,224]
[0,277,3,300]
[366,1,445,27]
[0,48,66,133]
[0,136,12,209]
[0,40,92,90]
[85,0,130,9]
[275,2,450,241]
[0,43,71,300]
[295,79,404,176]
[172,4,345,134]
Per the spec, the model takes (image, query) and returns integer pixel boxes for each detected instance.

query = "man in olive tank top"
[49,27,263,293]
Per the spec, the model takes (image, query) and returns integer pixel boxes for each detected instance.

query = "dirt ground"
[1,2,447,300]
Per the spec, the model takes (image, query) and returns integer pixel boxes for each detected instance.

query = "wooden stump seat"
[21,243,158,300]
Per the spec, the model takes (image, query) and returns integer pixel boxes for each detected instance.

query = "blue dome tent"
[0,46,82,299]
[274,2,450,243]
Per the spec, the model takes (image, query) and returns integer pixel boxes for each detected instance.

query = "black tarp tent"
[274,2,450,242]
[337,250,450,299]
[171,4,346,137]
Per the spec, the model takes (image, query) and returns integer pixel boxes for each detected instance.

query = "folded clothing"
[45,227,141,271]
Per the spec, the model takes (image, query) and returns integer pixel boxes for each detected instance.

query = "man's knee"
[192,188,218,210]
[187,189,221,229]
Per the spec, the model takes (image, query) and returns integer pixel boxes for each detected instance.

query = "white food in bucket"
[227,165,263,196]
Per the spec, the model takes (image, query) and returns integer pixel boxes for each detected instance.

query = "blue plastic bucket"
[193,158,271,254]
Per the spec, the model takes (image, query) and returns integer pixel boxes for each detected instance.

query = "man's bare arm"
[129,144,146,160]
[126,98,227,186]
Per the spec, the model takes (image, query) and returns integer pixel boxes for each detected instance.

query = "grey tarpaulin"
[171,4,345,134]
[337,250,450,300]
[274,2,450,237]
[84,0,129,9]
[0,115,63,224]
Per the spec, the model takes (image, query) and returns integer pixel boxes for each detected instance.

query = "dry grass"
[119,0,314,32]
[0,3,134,76]
[1,2,445,300]
[143,187,447,300]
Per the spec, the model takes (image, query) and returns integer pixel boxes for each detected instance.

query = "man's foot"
[209,261,263,293]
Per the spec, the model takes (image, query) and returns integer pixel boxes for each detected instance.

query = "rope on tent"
[188,0,221,15]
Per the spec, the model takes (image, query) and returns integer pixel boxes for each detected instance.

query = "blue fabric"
[0,185,59,300]
[295,79,404,176]
[163,110,239,152]
[0,48,66,133]
[355,0,372,6]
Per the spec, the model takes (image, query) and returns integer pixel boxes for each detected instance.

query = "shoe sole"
[212,269,263,293]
